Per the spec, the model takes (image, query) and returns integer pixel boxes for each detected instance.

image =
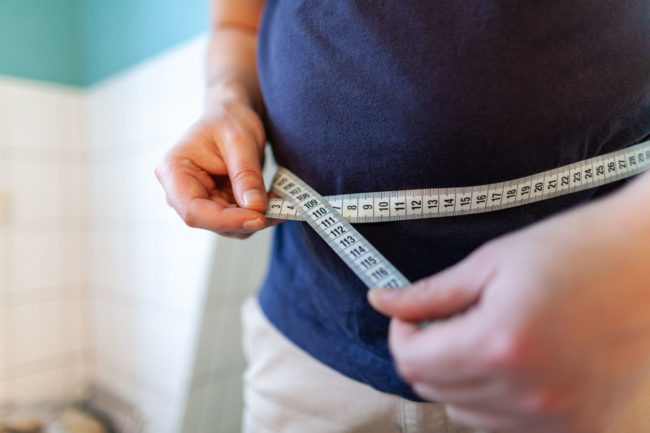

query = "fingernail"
[243,218,265,230]
[243,190,267,208]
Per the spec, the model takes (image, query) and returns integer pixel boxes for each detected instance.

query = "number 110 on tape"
[271,168,411,290]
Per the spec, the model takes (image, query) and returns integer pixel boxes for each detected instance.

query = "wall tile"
[0,228,9,295]
[88,229,212,320]
[130,148,179,219]
[60,298,86,355]
[86,36,206,153]
[154,231,214,316]
[181,386,207,433]
[8,231,85,295]
[91,362,184,433]
[87,159,136,220]
[11,368,63,405]
[8,301,65,366]
[199,378,228,432]
[59,93,86,151]
[58,232,86,287]
[5,82,80,151]
[219,375,244,433]
[0,377,12,406]
[57,362,86,401]
[10,232,64,292]
[0,305,10,378]
[61,164,89,218]
[224,231,273,303]
[91,300,196,400]
[142,398,183,433]
[190,310,220,379]
[8,161,65,220]
[211,306,244,373]
[0,79,12,141]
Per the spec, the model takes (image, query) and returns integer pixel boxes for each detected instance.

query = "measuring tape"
[268,140,650,289]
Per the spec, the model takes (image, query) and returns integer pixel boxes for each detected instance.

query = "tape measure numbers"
[268,141,650,289]
[269,141,650,223]
[271,167,411,289]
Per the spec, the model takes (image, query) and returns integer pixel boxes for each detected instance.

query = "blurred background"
[0,1,273,432]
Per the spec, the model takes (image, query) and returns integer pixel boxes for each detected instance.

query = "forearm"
[206,0,265,112]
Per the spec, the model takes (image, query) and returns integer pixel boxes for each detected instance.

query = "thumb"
[368,257,491,321]
[217,127,267,212]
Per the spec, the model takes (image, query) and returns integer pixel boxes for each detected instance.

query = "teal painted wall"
[0,0,83,86]
[81,0,208,85]
[0,0,209,87]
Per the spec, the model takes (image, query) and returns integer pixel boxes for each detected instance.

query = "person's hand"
[369,198,650,433]
[155,97,275,239]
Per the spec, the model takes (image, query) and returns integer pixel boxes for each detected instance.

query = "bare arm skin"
[156,0,269,239]
[371,169,650,432]
[206,0,265,112]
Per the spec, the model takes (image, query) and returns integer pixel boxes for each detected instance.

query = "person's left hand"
[368,197,650,433]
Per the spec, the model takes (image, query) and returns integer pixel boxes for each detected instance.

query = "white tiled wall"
[0,76,88,407]
[84,34,272,433]
[180,231,271,433]
[1,33,274,432]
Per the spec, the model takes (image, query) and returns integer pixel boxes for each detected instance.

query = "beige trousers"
[241,296,650,433]
[241,296,484,433]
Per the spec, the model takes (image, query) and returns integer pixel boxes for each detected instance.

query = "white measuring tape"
[268,141,650,289]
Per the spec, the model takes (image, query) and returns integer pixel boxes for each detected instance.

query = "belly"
[258,0,650,197]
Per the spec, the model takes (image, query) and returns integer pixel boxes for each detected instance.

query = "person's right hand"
[155,97,272,239]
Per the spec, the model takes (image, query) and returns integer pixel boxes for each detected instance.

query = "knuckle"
[520,390,558,415]
[249,116,266,145]
[154,158,172,182]
[231,167,261,184]
[222,123,250,145]
[164,194,174,209]
[481,330,528,370]
[180,209,198,228]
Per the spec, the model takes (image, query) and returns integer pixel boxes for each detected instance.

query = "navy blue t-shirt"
[256,1,650,400]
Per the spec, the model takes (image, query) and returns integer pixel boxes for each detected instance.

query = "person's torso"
[256,0,650,400]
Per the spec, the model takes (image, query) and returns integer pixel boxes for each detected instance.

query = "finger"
[445,405,516,432]
[410,378,493,405]
[413,381,541,419]
[388,313,485,385]
[156,156,214,215]
[444,405,550,433]
[228,232,253,240]
[157,160,268,231]
[215,222,277,238]
[368,256,492,321]
[265,217,285,227]
[185,198,267,232]
[215,126,267,212]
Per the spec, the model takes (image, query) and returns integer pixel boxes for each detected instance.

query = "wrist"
[204,79,256,112]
